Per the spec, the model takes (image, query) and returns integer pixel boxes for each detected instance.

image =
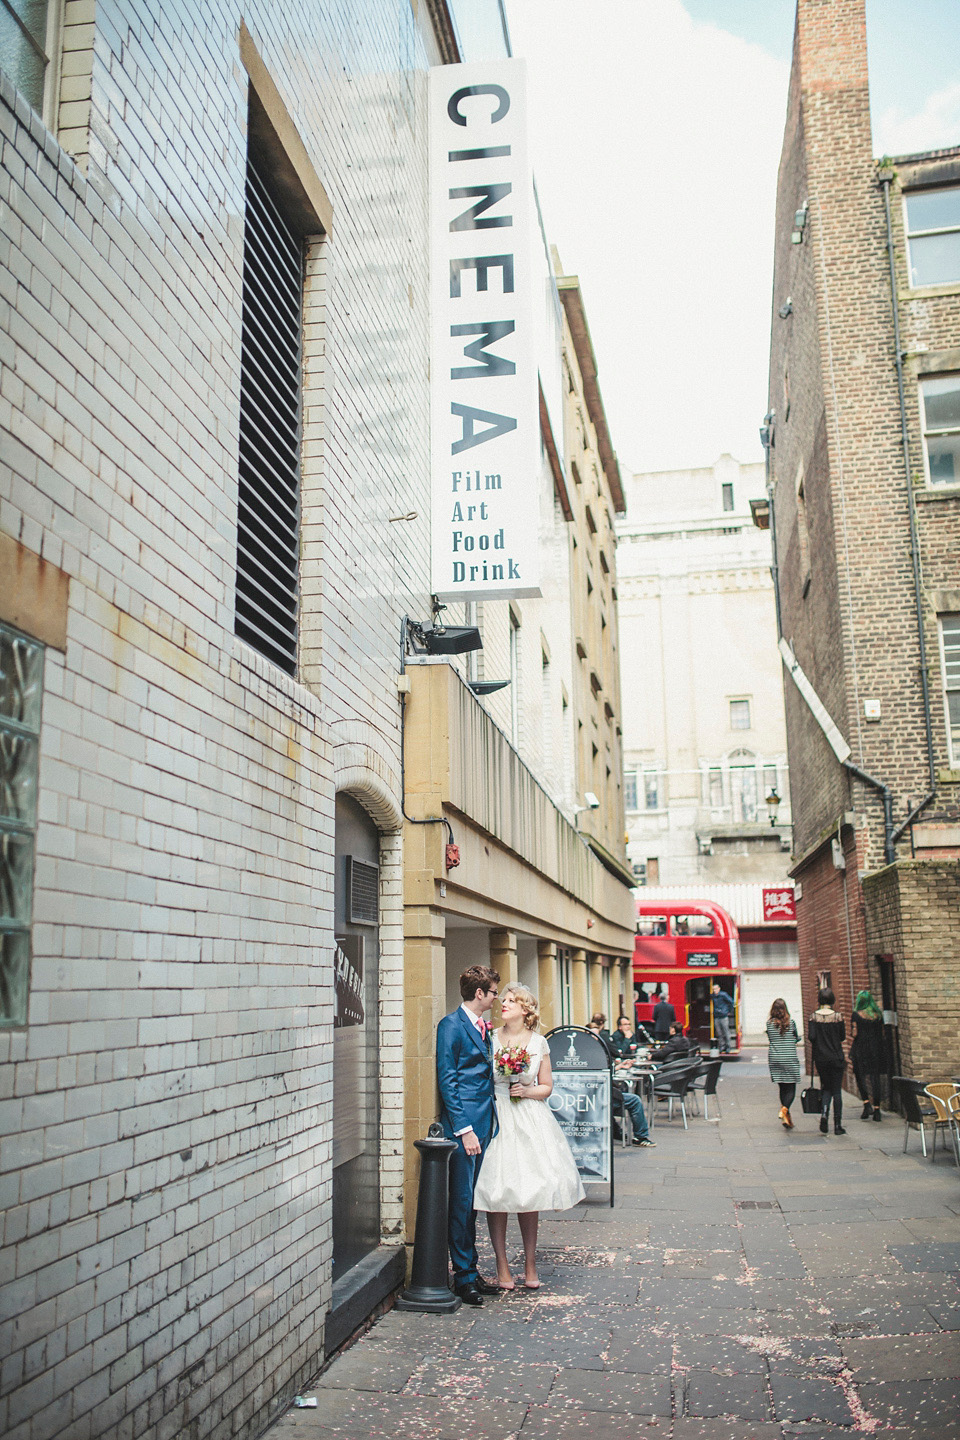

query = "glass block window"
[905,187,960,288]
[920,374,960,487]
[1,623,43,1027]
[0,0,56,119]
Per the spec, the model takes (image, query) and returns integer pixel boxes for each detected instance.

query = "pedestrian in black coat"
[808,986,847,1135]
[652,996,676,1039]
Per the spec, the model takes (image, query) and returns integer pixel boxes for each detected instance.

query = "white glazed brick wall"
[0,2,436,1437]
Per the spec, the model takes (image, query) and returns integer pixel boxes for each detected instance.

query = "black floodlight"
[404,617,482,657]
[468,679,510,696]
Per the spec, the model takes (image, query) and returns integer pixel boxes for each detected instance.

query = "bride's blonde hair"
[502,983,540,1031]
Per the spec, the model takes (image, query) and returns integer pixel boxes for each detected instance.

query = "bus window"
[636,916,668,937]
[672,914,715,937]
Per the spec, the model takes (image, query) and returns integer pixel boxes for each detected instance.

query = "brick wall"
[770,0,960,874]
[0,3,440,1438]
[863,861,960,1081]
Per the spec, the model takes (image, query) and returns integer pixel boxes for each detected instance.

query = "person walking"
[711,983,736,1053]
[808,986,847,1136]
[436,965,501,1305]
[651,992,676,1040]
[850,989,885,1121]
[766,997,801,1129]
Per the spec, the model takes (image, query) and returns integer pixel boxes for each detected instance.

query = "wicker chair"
[924,1084,960,1166]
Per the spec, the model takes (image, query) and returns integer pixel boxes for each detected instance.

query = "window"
[643,769,660,810]
[920,374,960,486]
[636,915,668,937]
[672,914,715,937]
[721,482,734,512]
[730,698,751,730]
[623,770,638,811]
[904,187,960,288]
[730,755,758,823]
[235,127,305,676]
[0,0,60,126]
[1,623,43,1028]
[940,614,960,765]
[707,767,723,808]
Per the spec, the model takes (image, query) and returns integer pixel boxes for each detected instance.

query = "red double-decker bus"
[633,898,742,1052]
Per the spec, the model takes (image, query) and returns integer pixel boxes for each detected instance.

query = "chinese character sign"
[429,60,541,601]
[762,887,797,922]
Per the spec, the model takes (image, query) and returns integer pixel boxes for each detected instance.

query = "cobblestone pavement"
[272,1054,960,1439]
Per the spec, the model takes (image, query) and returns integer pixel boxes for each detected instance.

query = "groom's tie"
[479,1018,489,1044]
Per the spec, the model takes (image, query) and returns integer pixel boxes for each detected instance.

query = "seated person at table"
[588,1016,655,1147]
[651,1024,691,1062]
[610,1015,641,1060]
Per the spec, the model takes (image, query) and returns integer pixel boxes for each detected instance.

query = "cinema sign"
[429,60,541,601]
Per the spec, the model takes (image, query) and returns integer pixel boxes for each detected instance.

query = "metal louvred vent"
[235,147,304,676]
[348,857,379,926]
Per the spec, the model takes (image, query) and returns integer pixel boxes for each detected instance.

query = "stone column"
[571,949,589,1025]
[620,959,633,1019]
[589,955,605,1020]
[402,902,446,1243]
[537,939,559,1032]
[489,929,518,1024]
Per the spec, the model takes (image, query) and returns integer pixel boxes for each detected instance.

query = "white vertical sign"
[429,60,541,601]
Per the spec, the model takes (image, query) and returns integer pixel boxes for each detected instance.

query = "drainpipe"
[879,170,937,831]
[842,760,895,867]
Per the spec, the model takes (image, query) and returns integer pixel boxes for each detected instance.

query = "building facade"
[617,455,793,887]
[765,0,960,1086]
[0,5,635,1438]
[400,251,635,1237]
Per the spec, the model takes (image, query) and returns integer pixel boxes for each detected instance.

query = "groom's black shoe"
[454,1282,484,1306]
[474,1276,501,1296]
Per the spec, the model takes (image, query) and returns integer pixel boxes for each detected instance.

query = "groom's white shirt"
[454,1003,486,1136]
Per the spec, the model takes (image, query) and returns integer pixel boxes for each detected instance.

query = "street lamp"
[765,787,782,827]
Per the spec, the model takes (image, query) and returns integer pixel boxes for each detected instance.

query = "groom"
[436,964,501,1306]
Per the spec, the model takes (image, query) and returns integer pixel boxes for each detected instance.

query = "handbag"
[800,1086,822,1114]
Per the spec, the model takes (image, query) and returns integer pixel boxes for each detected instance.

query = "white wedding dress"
[473,1030,586,1213]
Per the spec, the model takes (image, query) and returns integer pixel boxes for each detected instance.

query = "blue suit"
[436,1007,497,1286]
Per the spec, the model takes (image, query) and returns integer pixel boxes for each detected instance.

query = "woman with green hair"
[851,989,885,1121]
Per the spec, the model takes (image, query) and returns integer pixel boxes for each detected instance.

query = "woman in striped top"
[766,998,802,1130]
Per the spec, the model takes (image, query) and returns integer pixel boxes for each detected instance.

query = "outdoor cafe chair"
[893,1077,938,1157]
[948,1092,960,1168]
[652,1067,698,1129]
[689,1059,723,1121]
[923,1084,960,1167]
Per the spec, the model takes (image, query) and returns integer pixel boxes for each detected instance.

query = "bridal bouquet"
[495,1044,529,1103]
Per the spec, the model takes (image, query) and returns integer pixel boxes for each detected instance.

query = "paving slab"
[683,1368,772,1419]
[264,1060,960,1440]
[841,1331,960,1381]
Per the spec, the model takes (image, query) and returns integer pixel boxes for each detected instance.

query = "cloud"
[874,82,960,157]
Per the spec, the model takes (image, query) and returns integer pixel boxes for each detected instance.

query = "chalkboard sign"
[545,1027,614,1205]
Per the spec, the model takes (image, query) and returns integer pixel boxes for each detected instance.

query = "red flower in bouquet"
[495,1044,529,1103]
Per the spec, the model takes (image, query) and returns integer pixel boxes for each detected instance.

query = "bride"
[473,983,585,1289]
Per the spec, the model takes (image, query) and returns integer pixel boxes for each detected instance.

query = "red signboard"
[762,887,796,922]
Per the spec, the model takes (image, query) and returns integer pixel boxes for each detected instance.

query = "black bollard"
[395,1122,461,1312]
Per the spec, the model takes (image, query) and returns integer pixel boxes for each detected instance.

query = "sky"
[501,0,960,476]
